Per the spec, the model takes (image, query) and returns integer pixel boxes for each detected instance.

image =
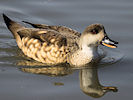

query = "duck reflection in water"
[80,63,117,98]
[20,60,118,98]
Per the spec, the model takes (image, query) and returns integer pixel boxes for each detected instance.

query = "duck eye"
[91,29,99,34]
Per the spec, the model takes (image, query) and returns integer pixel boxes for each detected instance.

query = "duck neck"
[78,34,99,59]
[81,44,99,59]
[68,44,99,67]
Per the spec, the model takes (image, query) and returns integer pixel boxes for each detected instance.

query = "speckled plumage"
[3,14,118,67]
[3,14,81,66]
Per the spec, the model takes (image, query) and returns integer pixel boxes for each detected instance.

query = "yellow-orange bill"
[102,42,117,48]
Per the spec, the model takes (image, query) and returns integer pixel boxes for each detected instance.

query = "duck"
[3,14,118,67]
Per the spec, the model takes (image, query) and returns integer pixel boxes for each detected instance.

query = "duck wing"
[22,21,81,39]
[17,28,67,47]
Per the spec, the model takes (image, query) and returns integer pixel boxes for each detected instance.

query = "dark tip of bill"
[115,41,119,44]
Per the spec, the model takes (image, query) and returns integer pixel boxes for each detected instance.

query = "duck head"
[79,24,118,48]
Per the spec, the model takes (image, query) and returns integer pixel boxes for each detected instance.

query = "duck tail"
[3,14,25,38]
[3,14,25,48]
[3,14,13,29]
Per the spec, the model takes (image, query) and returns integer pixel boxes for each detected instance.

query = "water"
[0,0,133,99]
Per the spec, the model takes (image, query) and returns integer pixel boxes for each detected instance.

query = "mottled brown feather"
[4,15,109,67]
[18,28,67,47]
[16,28,72,64]
[22,21,81,39]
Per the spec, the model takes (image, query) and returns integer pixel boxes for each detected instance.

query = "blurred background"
[0,0,133,100]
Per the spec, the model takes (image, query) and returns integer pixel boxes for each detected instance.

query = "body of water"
[0,0,133,100]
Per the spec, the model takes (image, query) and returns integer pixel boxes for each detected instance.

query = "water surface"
[0,0,133,100]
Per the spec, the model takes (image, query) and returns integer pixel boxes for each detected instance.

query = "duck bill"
[101,35,118,48]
